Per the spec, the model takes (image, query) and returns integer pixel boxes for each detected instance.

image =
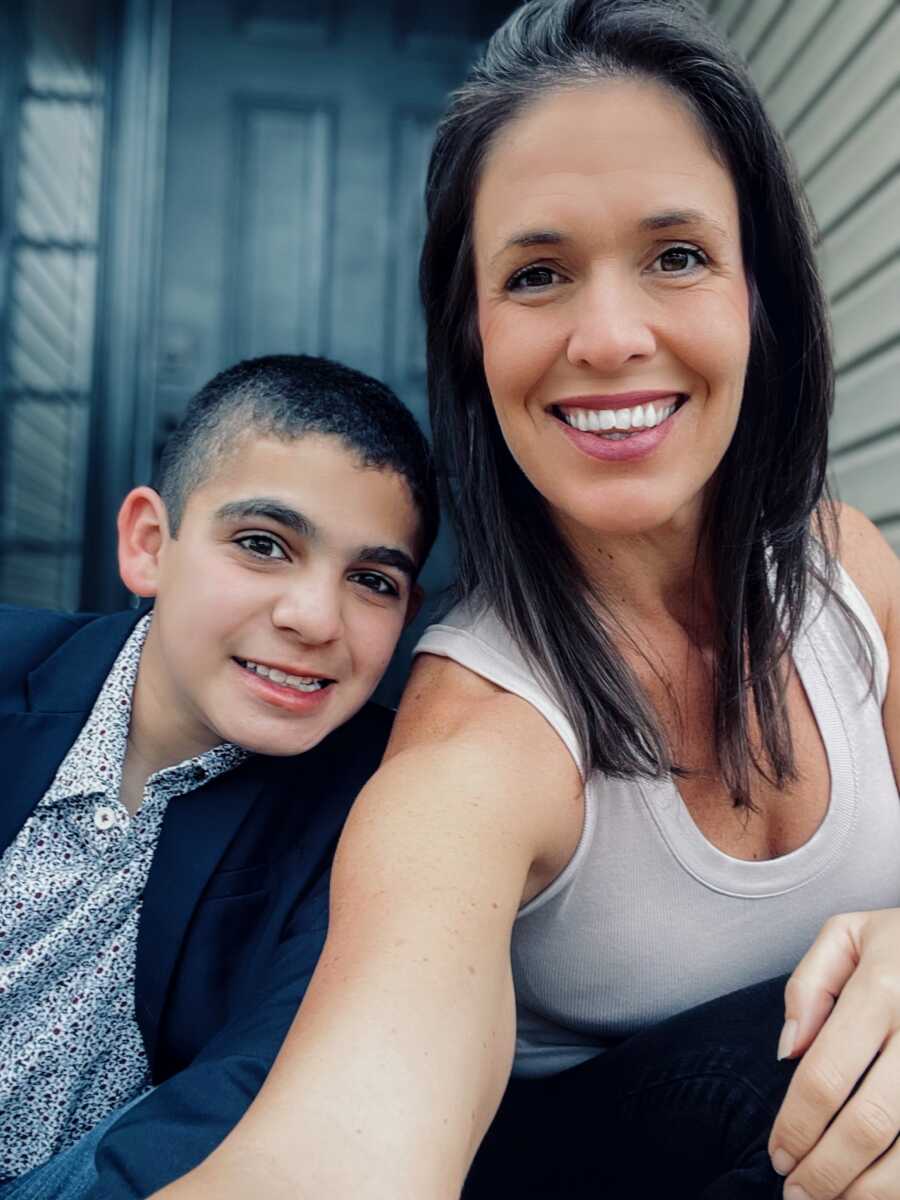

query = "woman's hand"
[768,908,900,1198]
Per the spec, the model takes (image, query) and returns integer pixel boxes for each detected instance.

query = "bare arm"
[153,654,582,1200]
[835,502,900,784]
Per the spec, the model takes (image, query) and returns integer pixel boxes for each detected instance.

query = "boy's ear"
[117,487,170,597]
[403,583,424,629]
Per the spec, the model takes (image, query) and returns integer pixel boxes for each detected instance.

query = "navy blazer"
[0,605,392,1197]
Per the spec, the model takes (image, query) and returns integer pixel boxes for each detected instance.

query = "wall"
[707,0,900,551]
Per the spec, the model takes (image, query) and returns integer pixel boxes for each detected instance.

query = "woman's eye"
[652,244,709,274]
[349,571,399,597]
[235,533,288,560]
[506,264,564,292]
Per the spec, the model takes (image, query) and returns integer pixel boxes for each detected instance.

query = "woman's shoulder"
[417,595,517,655]
[388,650,577,776]
[410,596,586,776]
[832,502,899,638]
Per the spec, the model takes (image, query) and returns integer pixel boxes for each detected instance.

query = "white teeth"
[240,660,327,691]
[559,398,680,435]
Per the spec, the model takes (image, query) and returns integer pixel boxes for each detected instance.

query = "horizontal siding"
[788,5,900,179]
[831,258,899,371]
[819,172,900,300]
[726,0,781,58]
[831,344,900,452]
[828,432,900,527]
[708,0,900,548]
[736,0,833,94]
[807,88,900,233]
[765,1,895,135]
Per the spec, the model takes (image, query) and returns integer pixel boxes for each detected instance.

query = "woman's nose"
[565,277,657,371]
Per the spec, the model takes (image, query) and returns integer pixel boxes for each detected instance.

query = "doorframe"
[0,1,26,542]
[82,0,172,611]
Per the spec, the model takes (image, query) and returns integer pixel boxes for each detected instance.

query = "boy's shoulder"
[0,605,134,709]
[0,603,99,664]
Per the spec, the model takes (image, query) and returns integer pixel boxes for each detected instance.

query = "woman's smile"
[550,391,687,462]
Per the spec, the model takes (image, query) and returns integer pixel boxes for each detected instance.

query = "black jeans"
[465,975,797,1199]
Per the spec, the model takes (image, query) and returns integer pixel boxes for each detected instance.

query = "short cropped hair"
[154,354,438,568]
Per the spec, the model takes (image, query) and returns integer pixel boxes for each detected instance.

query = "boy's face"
[129,433,422,760]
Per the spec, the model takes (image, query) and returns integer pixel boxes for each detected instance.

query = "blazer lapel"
[0,712,87,854]
[135,761,265,1064]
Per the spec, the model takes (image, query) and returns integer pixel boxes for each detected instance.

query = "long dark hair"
[421,0,860,808]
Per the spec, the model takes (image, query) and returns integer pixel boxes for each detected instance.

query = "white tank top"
[415,565,899,1078]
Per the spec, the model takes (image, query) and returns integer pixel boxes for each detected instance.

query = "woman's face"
[473,79,751,544]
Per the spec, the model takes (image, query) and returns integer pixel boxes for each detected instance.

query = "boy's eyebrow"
[357,546,417,579]
[215,499,417,577]
[214,499,317,537]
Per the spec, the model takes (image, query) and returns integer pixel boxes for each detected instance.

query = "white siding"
[707,0,900,554]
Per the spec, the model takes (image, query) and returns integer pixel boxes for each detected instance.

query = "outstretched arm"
[152,656,581,1200]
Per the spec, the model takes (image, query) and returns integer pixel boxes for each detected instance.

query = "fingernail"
[771,1147,796,1176]
[783,1185,809,1200]
[777,1018,797,1060]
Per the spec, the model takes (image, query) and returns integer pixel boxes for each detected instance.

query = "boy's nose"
[271,578,343,646]
[565,276,657,371]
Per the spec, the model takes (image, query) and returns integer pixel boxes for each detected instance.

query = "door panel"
[230,98,335,361]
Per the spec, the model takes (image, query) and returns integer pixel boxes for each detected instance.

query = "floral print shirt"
[0,614,246,1179]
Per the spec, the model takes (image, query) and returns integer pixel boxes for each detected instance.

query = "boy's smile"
[124,433,422,769]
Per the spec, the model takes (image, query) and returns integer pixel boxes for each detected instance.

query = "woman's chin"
[556,491,704,546]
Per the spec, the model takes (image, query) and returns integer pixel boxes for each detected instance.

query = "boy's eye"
[235,533,288,560]
[348,570,399,597]
[651,244,709,274]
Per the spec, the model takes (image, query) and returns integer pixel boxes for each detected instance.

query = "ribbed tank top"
[415,565,899,1078]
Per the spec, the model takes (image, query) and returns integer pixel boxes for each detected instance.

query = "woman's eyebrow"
[490,229,567,265]
[214,498,316,538]
[638,208,730,238]
[490,210,729,266]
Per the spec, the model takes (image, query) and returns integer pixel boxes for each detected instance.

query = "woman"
[156,2,900,1197]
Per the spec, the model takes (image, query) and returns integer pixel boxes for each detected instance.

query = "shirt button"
[94,805,117,831]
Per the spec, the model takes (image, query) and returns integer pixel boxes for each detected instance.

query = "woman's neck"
[559,506,716,641]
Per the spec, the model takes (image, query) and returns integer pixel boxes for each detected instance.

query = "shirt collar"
[40,614,248,807]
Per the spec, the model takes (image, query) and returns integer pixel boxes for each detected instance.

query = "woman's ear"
[117,487,170,597]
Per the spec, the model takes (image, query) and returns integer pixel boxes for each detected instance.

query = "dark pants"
[465,975,797,1199]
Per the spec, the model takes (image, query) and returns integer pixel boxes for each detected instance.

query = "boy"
[0,354,437,1199]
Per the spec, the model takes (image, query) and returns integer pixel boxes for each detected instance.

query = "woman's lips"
[552,395,686,463]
